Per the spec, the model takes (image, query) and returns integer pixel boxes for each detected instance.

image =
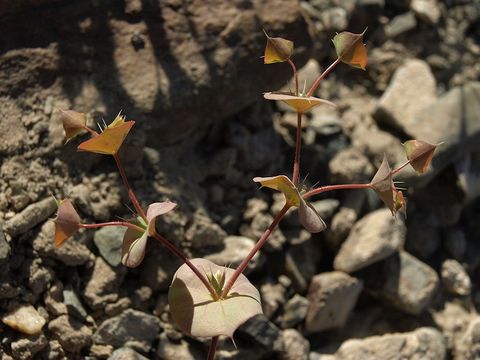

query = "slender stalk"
[287,59,299,95]
[151,232,216,299]
[207,336,218,360]
[80,221,143,232]
[306,58,341,97]
[221,203,290,298]
[303,183,372,200]
[113,154,147,220]
[391,160,411,176]
[292,111,303,186]
[82,126,98,136]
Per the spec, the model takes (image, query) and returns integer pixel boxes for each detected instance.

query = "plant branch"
[82,126,98,136]
[207,336,218,360]
[303,183,372,200]
[306,58,341,97]
[292,111,303,187]
[391,160,411,176]
[151,232,216,299]
[287,59,299,95]
[221,203,290,298]
[113,154,147,220]
[80,221,143,232]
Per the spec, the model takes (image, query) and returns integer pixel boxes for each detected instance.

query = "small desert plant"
[53,30,438,359]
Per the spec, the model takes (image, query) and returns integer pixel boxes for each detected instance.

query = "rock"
[405,212,441,259]
[374,59,436,134]
[93,309,161,353]
[363,251,439,315]
[3,197,56,237]
[441,259,471,296]
[44,282,68,316]
[1,304,46,335]
[397,82,480,186]
[384,12,417,38]
[44,340,65,359]
[235,314,283,355]
[444,227,467,260]
[27,259,53,295]
[93,226,125,267]
[84,257,126,310]
[305,272,363,334]
[333,327,445,360]
[457,317,480,360]
[141,245,182,292]
[11,334,48,360]
[156,333,203,360]
[110,347,149,360]
[243,198,269,221]
[33,221,93,266]
[329,147,374,184]
[410,0,441,24]
[185,211,227,248]
[90,344,113,359]
[334,208,406,273]
[63,286,88,321]
[241,212,286,252]
[205,236,261,274]
[281,329,310,360]
[280,294,309,329]
[260,280,288,319]
[0,227,11,266]
[310,199,340,221]
[48,314,92,353]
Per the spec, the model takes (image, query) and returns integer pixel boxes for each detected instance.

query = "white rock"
[1,304,46,335]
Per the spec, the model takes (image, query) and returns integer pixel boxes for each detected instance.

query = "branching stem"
[292,111,303,187]
[80,221,143,232]
[306,58,341,97]
[287,58,299,95]
[221,203,290,298]
[303,183,372,200]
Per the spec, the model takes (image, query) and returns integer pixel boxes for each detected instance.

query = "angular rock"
[241,212,286,252]
[334,208,406,273]
[110,347,149,360]
[3,197,56,237]
[84,257,126,310]
[410,0,441,24]
[363,251,439,315]
[48,314,92,353]
[185,211,227,248]
[260,280,288,320]
[305,272,363,334]
[141,245,182,292]
[235,314,283,356]
[281,329,309,360]
[457,317,480,360]
[156,333,203,360]
[11,334,48,360]
[334,327,445,360]
[280,294,309,329]
[441,259,471,296]
[93,309,161,353]
[0,226,11,267]
[93,226,125,267]
[329,147,374,184]
[374,59,436,133]
[63,286,88,321]
[1,304,46,335]
[384,12,417,38]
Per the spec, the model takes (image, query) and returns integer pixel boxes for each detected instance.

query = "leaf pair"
[263,91,337,113]
[253,175,326,233]
[121,201,177,268]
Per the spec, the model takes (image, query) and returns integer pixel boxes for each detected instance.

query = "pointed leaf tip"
[264,92,337,113]
[54,199,81,247]
[332,28,367,70]
[59,109,87,142]
[253,175,301,207]
[370,155,404,215]
[263,31,293,64]
[403,140,437,174]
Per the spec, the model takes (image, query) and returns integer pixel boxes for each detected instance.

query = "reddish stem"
[207,336,218,360]
[292,111,303,187]
[221,203,290,298]
[113,154,147,220]
[303,183,372,200]
[80,221,143,232]
[151,232,216,299]
[82,126,98,136]
[391,160,411,176]
[287,58,299,95]
[306,58,341,97]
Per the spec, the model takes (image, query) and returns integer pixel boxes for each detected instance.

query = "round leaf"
[298,199,326,233]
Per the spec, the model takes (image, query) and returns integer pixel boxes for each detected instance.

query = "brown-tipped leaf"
[298,199,326,233]
[264,31,293,64]
[370,155,398,215]
[60,109,87,142]
[264,92,337,113]
[168,258,262,338]
[54,199,81,247]
[253,175,301,207]
[403,140,437,174]
[332,29,367,70]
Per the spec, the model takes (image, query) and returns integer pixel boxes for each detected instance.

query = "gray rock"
[11,334,48,360]
[27,259,53,295]
[397,82,480,186]
[3,197,56,237]
[93,226,125,267]
[281,329,310,360]
[63,286,88,321]
[305,271,363,334]
[410,0,441,24]
[405,212,441,259]
[363,251,439,315]
[48,315,92,353]
[310,199,340,221]
[374,59,436,133]
[0,226,10,266]
[384,12,417,38]
[457,317,480,360]
[109,347,149,360]
[243,198,269,221]
[329,147,374,184]
[240,212,286,252]
[141,245,182,292]
[260,280,288,320]
[156,333,202,360]
[334,327,445,360]
[441,259,471,296]
[205,236,261,274]
[84,257,126,310]
[44,282,68,316]
[185,211,227,248]
[93,309,161,353]
[444,227,467,260]
[280,294,309,329]
[334,209,406,273]
[235,314,283,355]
